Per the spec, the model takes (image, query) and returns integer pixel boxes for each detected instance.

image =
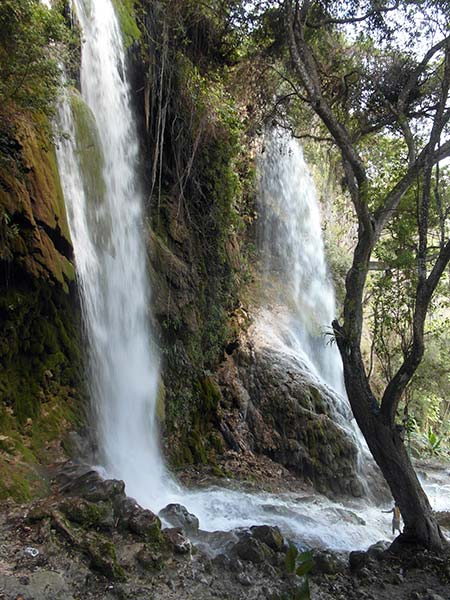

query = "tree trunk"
[336,336,447,550]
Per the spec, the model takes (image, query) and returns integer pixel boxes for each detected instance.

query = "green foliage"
[111,0,141,48]
[285,544,314,600]
[424,428,444,456]
[0,0,66,115]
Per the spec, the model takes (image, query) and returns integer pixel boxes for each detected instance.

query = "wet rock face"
[59,469,125,503]
[217,330,363,498]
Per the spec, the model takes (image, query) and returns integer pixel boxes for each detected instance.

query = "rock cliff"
[0,113,82,500]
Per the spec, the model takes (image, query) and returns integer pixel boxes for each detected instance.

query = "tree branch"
[374,139,450,237]
[285,0,372,233]
[380,236,450,424]
[306,2,400,28]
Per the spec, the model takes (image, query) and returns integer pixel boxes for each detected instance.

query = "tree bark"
[334,325,447,550]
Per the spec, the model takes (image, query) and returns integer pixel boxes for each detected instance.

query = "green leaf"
[295,550,314,576]
[285,543,298,573]
[294,579,311,600]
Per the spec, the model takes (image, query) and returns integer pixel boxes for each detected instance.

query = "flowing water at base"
[146,472,450,553]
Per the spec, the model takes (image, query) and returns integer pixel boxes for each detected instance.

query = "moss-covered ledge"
[0,113,84,502]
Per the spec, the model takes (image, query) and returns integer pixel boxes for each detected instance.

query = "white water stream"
[51,0,450,554]
[55,0,169,506]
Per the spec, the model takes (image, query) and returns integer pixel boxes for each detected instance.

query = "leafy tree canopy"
[0,0,66,116]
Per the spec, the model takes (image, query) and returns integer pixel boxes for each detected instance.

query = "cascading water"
[256,129,373,477]
[54,0,171,506]
[258,128,345,397]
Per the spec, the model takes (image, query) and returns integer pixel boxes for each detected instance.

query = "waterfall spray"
[258,129,346,396]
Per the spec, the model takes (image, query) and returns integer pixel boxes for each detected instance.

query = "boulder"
[231,534,272,564]
[435,511,450,529]
[312,550,345,575]
[58,469,126,503]
[249,525,284,552]
[159,503,200,534]
[349,550,368,572]
[58,497,115,531]
[114,496,141,527]
[84,532,126,581]
[127,507,162,543]
[135,545,164,571]
[216,317,365,497]
[367,540,390,561]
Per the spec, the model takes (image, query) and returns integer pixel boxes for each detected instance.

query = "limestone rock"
[135,545,164,571]
[366,540,390,561]
[82,532,125,581]
[59,469,125,503]
[58,497,115,531]
[349,550,368,572]
[127,507,162,543]
[217,321,363,497]
[312,550,345,575]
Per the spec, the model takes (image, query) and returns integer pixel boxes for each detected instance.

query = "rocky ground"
[1,457,450,600]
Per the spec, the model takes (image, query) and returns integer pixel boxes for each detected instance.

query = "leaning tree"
[283,0,450,549]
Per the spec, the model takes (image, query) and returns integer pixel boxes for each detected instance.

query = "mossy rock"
[128,508,163,545]
[59,497,115,531]
[135,544,164,571]
[85,532,126,581]
[0,280,83,501]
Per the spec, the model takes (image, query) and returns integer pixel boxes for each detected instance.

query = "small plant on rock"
[285,543,314,600]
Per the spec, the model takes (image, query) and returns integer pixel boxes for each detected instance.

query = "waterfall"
[258,128,346,397]
[54,0,170,506]
[44,0,450,553]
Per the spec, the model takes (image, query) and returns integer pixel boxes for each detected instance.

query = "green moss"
[156,380,166,424]
[0,457,45,502]
[142,13,255,465]
[111,0,141,48]
[60,498,113,529]
[145,520,163,545]
[209,431,225,454]
[211,464,225,478]
[196,376,221,413]
[170,375,224,467]
[0,279,83,500]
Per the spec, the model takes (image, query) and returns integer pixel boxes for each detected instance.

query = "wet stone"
[159,503,200,534]
[127,507,162,542]
[312,550,345,575]
[249,525,284,552]
[367,540,390,561]
[163,528,191,554]
[349,550,368,571]
[237,572,253,586]
[59,497,115,531]
[135,545,164,571]
[59,470,126,503]
[232,534,272,564]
